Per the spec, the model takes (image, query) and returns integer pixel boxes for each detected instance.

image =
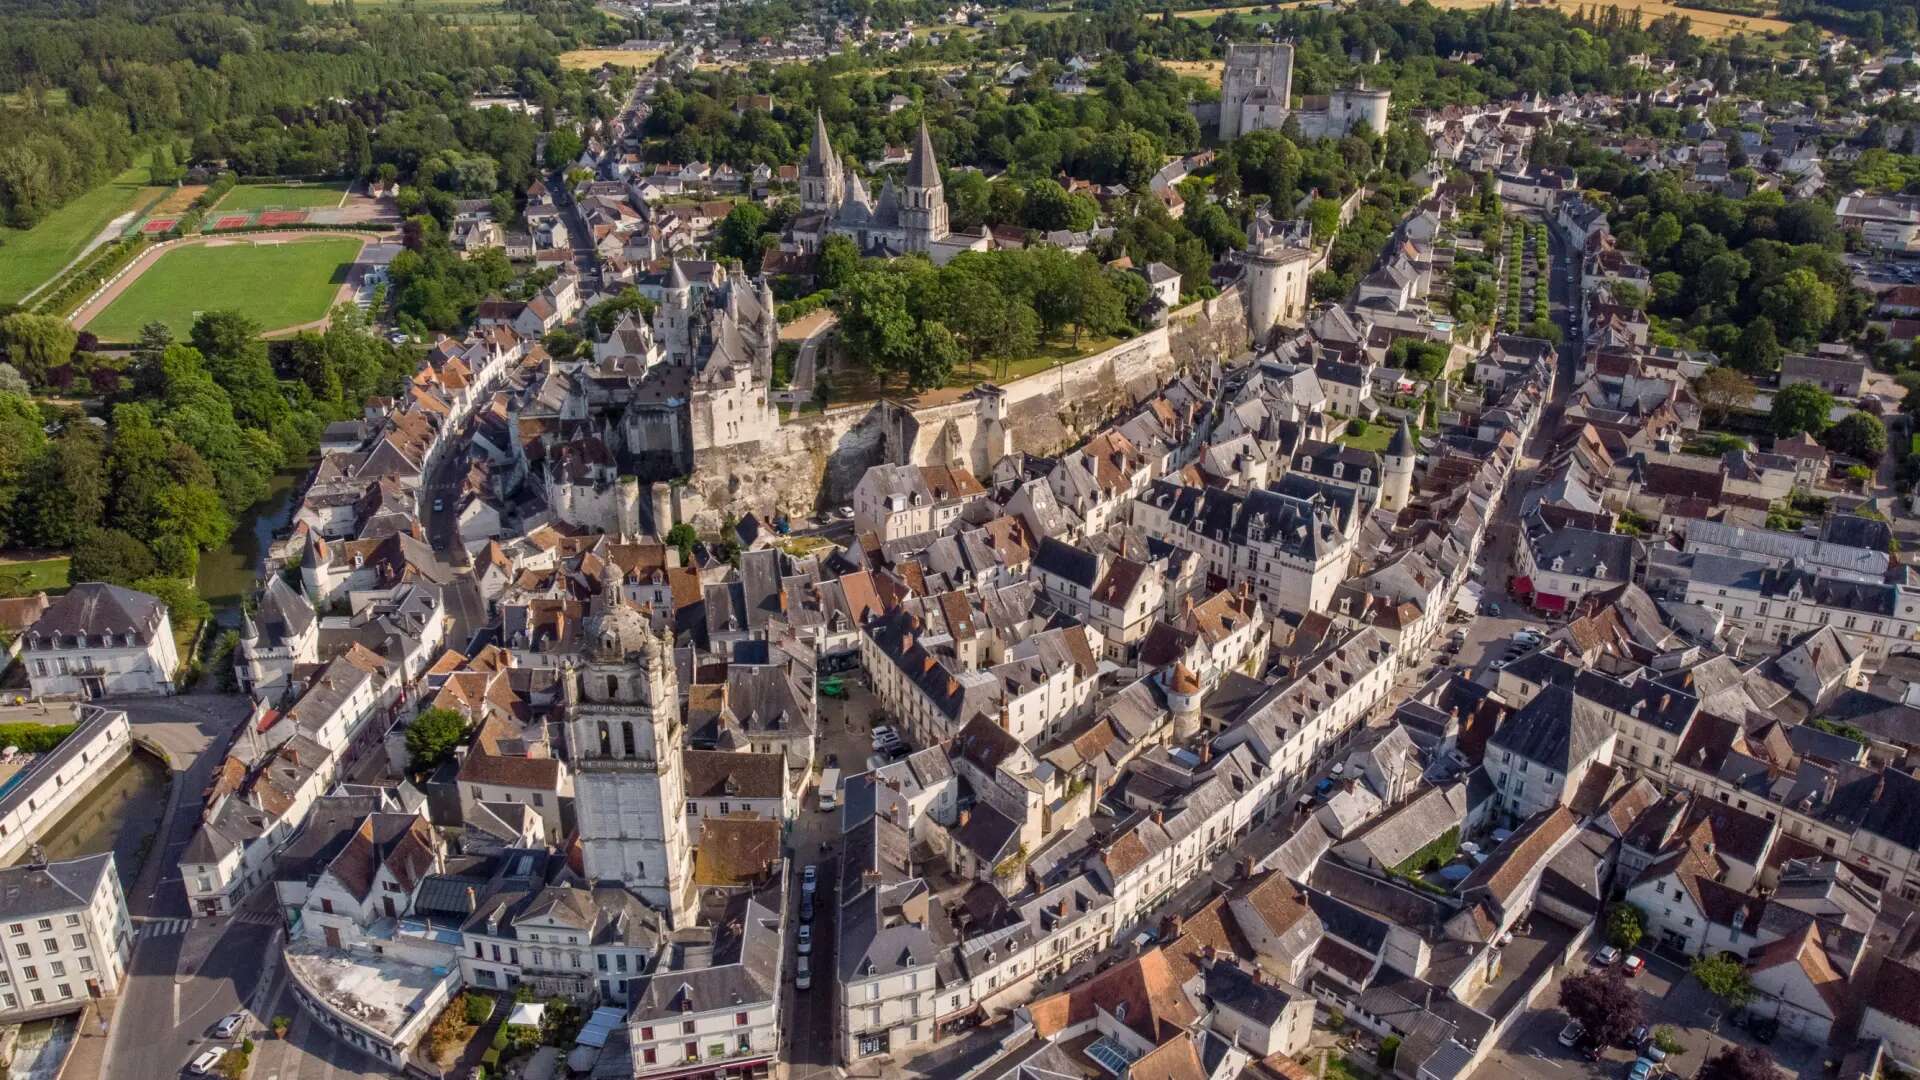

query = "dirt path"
[68,229,396,332]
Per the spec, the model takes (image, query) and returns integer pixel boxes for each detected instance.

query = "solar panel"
[1085,1036,1141,1076]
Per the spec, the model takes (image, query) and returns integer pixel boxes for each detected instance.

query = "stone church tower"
[566,595,693,925]
[900,121,950,253]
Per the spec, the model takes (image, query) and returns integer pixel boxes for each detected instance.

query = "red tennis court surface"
[141,218,177,234]
[213,215,252,230]
[257,211,308,226]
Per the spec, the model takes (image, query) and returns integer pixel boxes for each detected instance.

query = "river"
[11,752,168,893]
[195,459,312,622]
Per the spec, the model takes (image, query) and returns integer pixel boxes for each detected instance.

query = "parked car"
[1575,1037,1604,1062]
[835,506,854,520]
[1622,954,1645,977]
[1558,1021,1584,1048]
[796,924,812,956]
[1483,601,1502,616]
[1628,1057,1659,1080]
[1315,778,1335,796]
[1628,1025,1649,1048]
[432,497,445,512]
[212,1013,245,1040]
[190,1049,227,1076]
[800,894,814,923]
[871,725,901,751]
[801,864,818,894]
[795,955,812,990]
[1642,1044,1668,1064]
[1593,945,1620,966]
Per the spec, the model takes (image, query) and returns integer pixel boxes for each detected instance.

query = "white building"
[19,584,179,700]
[0,853,132,1019]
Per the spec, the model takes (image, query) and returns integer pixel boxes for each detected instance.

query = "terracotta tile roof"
[691,815,782,887]
[1869,957,1920,1028]
[1751,921,1844,1016]
[1026,948,1198,1043]
[1127,1035,1207,1080]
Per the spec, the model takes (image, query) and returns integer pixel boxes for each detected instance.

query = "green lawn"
[214,182,350,213]
[0,154,155,305]
[1339,422,1396,452]
[84,237,363,342]
[0,556,70,596]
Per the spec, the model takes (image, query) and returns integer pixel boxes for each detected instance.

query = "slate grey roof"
[26,582,167,645]
[1488,684,1613,771]
[0,853,114,920]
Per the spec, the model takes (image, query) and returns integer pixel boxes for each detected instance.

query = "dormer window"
[1552,556,1566,572]
[1360,469,1371,484]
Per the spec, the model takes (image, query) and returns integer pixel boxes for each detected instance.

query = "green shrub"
[465,994,494,1025]
[1379,1035,1401,1069]
[0,723,76,753]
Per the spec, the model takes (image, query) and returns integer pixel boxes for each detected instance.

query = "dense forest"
[0,0,612,228]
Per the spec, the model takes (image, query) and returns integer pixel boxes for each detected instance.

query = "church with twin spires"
[785,113,990,265]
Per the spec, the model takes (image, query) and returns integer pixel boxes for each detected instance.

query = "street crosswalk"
[134,910,281,940]
[135,918,189,939]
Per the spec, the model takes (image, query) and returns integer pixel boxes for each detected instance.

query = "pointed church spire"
[907,119,940,188]
[807,110,836,171]
[667,260,689,291]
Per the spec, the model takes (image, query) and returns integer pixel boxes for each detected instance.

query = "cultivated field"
[1424,0,1793,37]
[80,235,364,341]
[1164,59,1227,86]
[0,156,155,305]
[213,182,350,213]
[560,48,665,70]
[152,185,209,214]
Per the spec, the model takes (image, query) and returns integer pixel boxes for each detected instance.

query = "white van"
[817,768,841,812]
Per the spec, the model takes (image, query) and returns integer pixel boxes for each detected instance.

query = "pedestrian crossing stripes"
[234,910,281,927]
[135,918,188,939]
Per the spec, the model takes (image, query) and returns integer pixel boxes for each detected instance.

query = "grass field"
[84,236,363,342]
[213,182,349,213]
[153,185,208,214]
[560,48,664,70]
[0,154,155,305]
[0,556,70,596]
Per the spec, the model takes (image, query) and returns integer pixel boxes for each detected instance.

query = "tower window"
[623,722,638,756]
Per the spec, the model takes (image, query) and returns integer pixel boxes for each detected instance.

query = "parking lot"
[1478,942,1830,1080]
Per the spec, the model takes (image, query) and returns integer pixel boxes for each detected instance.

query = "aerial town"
[4,0,1920,1079]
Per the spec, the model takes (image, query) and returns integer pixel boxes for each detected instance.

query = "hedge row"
[29,236,149,318]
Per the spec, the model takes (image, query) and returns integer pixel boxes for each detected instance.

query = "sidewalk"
[53,998,117,1080]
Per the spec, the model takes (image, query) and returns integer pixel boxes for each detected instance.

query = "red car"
[1622,954,1646,977]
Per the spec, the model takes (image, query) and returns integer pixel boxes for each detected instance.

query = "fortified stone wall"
[677,289,1254,530]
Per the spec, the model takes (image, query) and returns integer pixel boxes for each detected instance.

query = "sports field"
[82,236,363,342]
[213,182,349,213]
[0,155,156,305]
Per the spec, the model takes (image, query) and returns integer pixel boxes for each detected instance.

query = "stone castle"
[1217,43,1391,141]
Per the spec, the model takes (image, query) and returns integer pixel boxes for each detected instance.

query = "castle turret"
[1381,417,1416,512]
[655,260,692,362]
[1164,662,1204,740]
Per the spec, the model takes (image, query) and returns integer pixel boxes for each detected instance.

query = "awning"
[1535,593,1567,613]
[1511,575,1534,595]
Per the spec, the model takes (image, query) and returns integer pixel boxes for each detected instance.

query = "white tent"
[506,1001,548,1029]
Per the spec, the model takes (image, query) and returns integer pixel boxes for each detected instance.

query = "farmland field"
[0,154,155,305]
[81,236,363,342]
[560,48,665,70]
[1164,59,1226,86]
[1403,0,1792,37]
[213,182,349,213]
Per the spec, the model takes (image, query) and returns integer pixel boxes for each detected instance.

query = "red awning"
[1511,575,1534,595]
[1535,593,1568,613]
